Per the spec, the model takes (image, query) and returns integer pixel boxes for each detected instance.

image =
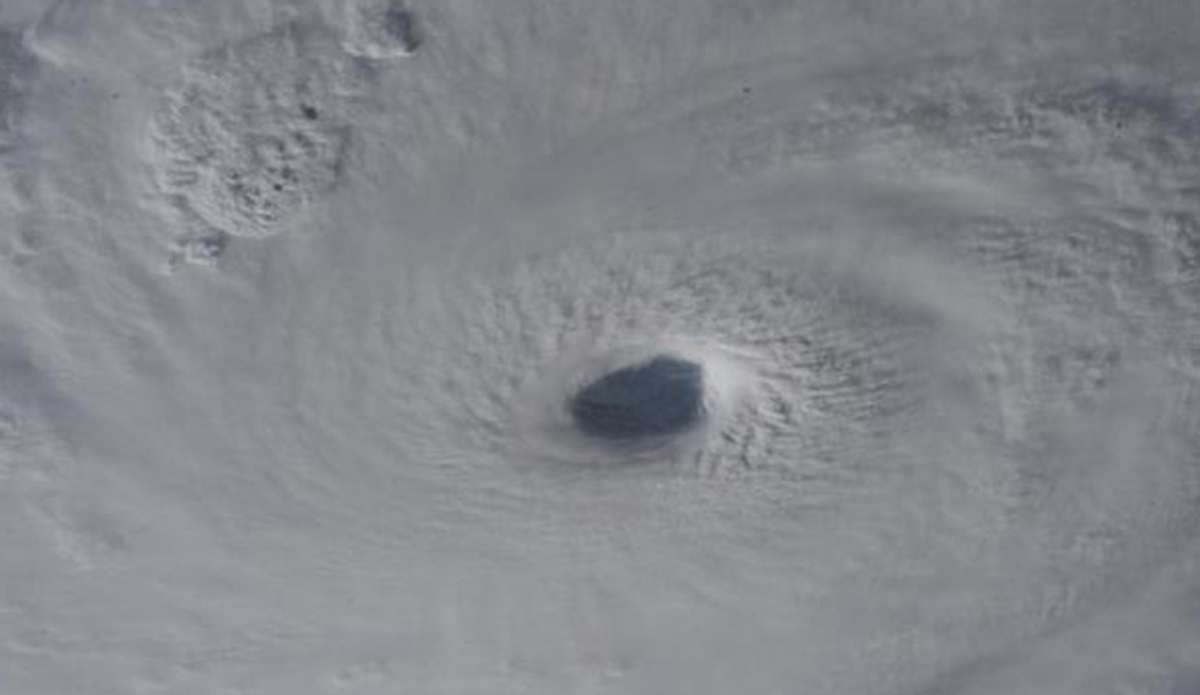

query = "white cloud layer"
[1,1,1198,693]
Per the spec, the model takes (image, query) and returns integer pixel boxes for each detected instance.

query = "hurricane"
[1,1,1198,693]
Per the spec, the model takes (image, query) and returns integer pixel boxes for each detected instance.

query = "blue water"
[570,355,705,440]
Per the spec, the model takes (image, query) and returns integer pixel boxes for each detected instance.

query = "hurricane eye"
[570,355,706,441]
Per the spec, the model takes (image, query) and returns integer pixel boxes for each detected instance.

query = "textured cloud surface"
[1,1,1198,693]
